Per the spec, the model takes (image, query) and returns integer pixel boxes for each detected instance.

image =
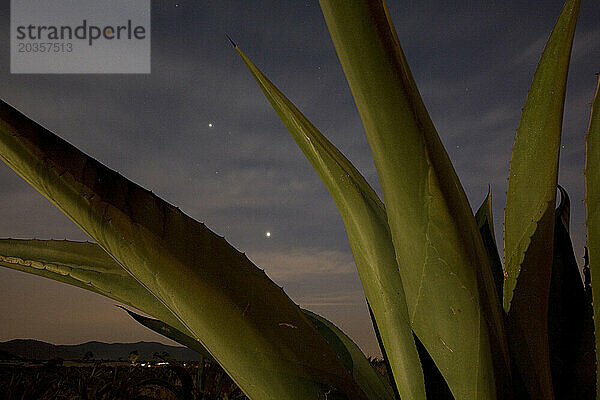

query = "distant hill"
[0,339,199,361]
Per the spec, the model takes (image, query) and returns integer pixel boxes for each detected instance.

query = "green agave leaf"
[365,303,401,400]
[503,1,580,397]
[119,306,213,360]
[123,304,395,400]
[0,237,390,399]
[0,238,210,358]
[302,310,396,400]
[548,186,595,399]
[0,238,217,361]
[585,74,600,397]
[413,334,455,400]
[503,0,580,309]
[367,303,453,400]
[0,100,367,400]
[475,189,504,301]
[234,43,424,400]
[318,1,510,398]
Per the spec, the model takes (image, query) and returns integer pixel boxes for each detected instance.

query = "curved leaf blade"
[503,1,580,397]
[124,305,396,400]
[2,237,390,398]
[503,0,580,308]
[0,238,207,357]
[0,239,221,379]
[365,303,401,400]
[0,100,367,400]
[585,74,600,397]
[303,310,396,400]
[235,44,425,400]
[318,1,510,398]
[413,334,455,400]
[368,302,454,400]
[119,306,213,360]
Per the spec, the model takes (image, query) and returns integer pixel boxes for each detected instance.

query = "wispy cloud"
[249,248,356,282]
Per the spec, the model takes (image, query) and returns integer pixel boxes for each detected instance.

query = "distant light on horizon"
[265,231,271,237]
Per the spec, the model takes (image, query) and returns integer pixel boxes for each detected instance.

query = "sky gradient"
[0,1,598,357]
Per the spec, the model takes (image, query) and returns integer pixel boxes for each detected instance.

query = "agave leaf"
[503,0,580,310]
[0,237,390,398]
[503,1,580,397]
[0,100,368,400]
[548,186,595,399]
[367,302,453,400]
[413,334,455,400]
[0,238,207,357]
[123,293,396,400]
[365,303,401,400]
[475,189,504,301]
[119,306,213,360]
[122,305,397,400]
[318,1,510,398]
[302,310,396,400]
[0,238,216,361]
[585,74,600,397]
[235,43,424,399]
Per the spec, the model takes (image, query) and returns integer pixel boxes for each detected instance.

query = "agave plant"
[0,0,598,399]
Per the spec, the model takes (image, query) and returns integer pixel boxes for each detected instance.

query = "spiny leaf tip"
[226,34,237,48]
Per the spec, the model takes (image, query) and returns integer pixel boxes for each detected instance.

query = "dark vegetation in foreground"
[0,357,246,400]
[0,353,392,400]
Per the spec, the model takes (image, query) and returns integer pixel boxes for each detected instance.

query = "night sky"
[0,1,598,357]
